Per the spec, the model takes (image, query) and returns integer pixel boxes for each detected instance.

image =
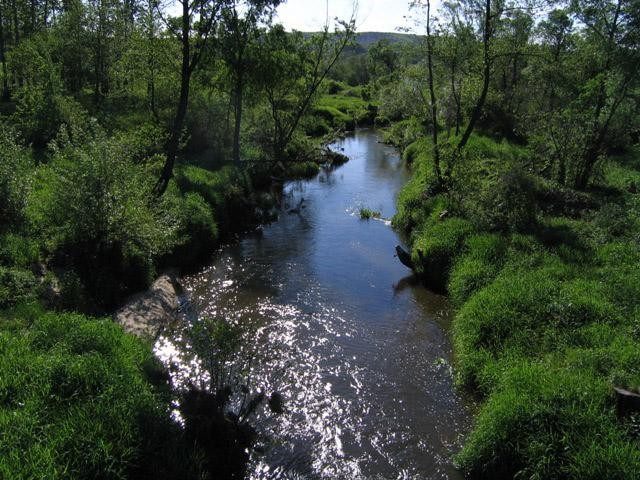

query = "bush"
[382,117,424,151]
[165,189,219,267]
[28,134,178,309]
[286,161,320,180]
[465,167,539,233]
[0,307,202,479]
[0,267,38,308]
[0,124,32,230]
[175,165,255,233]
[411,218,474,291]
[0,234,40,268]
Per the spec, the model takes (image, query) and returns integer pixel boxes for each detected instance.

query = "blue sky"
[274,0,428,33]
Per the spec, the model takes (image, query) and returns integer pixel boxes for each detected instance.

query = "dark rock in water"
[395,245,414,270]
[614,386,640,417]
[268,391,285,414]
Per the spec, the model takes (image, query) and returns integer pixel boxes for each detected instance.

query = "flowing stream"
[158,129,471,479]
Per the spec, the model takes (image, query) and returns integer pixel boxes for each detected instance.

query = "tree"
[570,0,640,189]
[259,16,356,164]
[153,0,230,196]
[219,0,281,164]
[410,0,442,180]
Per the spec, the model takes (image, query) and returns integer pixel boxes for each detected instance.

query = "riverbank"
[394,135,640,478]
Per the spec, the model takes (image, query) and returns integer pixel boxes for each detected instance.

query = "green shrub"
[466,167,539,233]
[286,161,320,180]
[0,234,39,268]
[0,124,32,230]
[382,117,423,151]
[411,218,474,291]
[165,190,219,267]
[0,267,38,308]
[175,165,254,232]
[28,134,178,309]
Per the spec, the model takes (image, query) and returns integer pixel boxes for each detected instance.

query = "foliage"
[0,124,32,230]
[359,208,381,220]
[28,133,178,309]
[0,305,203,479]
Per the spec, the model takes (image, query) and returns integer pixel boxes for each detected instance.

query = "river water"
[158,129,470,479]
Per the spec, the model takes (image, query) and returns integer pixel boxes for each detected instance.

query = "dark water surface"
[158,129,471,479]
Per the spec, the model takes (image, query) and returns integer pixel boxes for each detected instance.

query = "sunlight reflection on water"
[155,130,471,479]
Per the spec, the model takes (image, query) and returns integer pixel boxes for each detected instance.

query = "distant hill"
[354,32,422,49]
[298,31,423,55]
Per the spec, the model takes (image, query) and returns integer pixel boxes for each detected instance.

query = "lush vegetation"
[376,0,640,476]
[1,0,639,475]
[0,0,359,476]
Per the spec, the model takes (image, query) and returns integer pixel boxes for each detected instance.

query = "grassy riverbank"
[0,81,355,477]
[394,136,640,478]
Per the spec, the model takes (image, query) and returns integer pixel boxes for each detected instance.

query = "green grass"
[313,94,376,130]
[393,128,640,478]
[0,304,201,479]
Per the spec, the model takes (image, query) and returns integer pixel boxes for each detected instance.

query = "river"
[158,129,471,479]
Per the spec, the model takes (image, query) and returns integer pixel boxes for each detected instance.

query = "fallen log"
[395,245,414,270]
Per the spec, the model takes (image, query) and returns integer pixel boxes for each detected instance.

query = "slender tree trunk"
[232,73,243,164]
[457,0,492,152]
[0,4,9,100]
[155,0,191,196]
[425,0,441,179]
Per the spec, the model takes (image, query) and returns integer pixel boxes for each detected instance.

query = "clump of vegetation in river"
[359,207,382,220]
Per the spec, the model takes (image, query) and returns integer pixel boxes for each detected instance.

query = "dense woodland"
[0,0,639,477]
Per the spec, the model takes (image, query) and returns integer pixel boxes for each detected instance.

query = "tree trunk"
[425,0,441,180]
[155,0,191,196]
[232,73,243,164]
[457,0,492,152]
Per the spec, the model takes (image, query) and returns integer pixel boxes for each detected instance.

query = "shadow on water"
[158,129,472,479]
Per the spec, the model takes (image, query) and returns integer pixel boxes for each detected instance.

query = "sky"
[274,0,427,33]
